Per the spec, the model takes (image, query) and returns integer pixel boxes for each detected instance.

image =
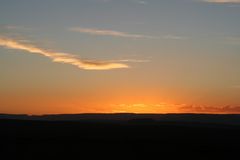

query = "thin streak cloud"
[231,85,240,89]
[69,27,157,39]
[114,59,150,63]
[202,0,240,3]
[133,0,147,5]
[163,35,187,40]
[0,36,129,70]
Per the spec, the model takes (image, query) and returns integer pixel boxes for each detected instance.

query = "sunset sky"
[0,0,240,114]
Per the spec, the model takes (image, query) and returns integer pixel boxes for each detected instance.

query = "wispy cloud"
[1,25,34,32]
[231,85,240,89]
[109,59,150,63]
[226,36,240,45]
[0,36,129,70]
[163,35,187,40]
[69,27,187,41]
[98,0,147,5]
[133,0,147,5]
[69,27,157,39]
[202,0,240,3]
[4,25,20,30]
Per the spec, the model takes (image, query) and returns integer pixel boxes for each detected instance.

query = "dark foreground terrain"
[1,114,240,159]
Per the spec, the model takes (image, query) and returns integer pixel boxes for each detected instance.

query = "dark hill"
[1,114,240,159]
[1,113,240,125]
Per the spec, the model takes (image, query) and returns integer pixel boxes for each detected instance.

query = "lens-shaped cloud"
[0,36,129,70]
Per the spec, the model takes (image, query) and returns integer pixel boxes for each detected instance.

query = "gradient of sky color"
[0,0,240,114]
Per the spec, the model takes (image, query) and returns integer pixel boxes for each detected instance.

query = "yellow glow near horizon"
[110,103,183,113]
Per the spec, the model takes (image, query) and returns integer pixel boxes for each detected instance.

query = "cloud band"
[0,36,129,70]
[69,27,157,39]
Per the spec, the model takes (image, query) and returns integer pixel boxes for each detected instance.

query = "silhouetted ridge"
[0,113,240,125]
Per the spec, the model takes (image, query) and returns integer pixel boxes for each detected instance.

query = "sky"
[0,0,240,114]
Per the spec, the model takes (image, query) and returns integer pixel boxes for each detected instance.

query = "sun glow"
[110,103,183,113]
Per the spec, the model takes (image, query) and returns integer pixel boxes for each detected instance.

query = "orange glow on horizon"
[109,103,182,114]
[0,93,239,115]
